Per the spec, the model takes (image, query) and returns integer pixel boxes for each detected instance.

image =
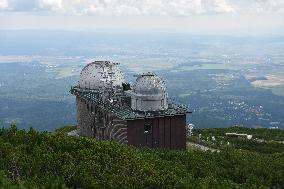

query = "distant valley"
[0,31,284,130]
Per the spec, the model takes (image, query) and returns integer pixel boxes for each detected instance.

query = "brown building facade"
[72,88,188,150]
[127,116,186,149]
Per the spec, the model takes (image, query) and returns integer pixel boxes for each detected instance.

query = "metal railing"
[70,86,190,120]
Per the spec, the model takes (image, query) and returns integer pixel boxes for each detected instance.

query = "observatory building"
[70,61,191,150]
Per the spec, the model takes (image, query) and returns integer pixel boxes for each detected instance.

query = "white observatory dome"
[78,61,125,90]
[133,73,166,95]
[128,72,168,111]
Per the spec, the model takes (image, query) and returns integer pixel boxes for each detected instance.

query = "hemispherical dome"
[78,61,125,90]
[133,72,166,96]
[129,72,168,111]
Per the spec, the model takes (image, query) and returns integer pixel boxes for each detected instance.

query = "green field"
[271,86,284,97]
[189,127,284,154]
[172,63,242,72]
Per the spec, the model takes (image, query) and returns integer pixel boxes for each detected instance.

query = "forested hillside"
[0,125,283,188]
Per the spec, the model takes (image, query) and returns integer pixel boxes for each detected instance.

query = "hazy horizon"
[1,1,284,130]
[0,0,284,36]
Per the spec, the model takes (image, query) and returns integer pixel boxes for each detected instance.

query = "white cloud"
[39,0,62,11]
[0,0,284,15]
[0,0,8,10]
[226,0,284,13]
[255,0,284,13]
[214,0,236,13]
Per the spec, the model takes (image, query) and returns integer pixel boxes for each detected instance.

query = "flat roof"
[70,86,191,120]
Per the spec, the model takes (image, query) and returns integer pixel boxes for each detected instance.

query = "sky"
[0,0,284,35]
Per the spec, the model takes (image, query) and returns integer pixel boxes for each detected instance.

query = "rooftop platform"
[70,86,191,120]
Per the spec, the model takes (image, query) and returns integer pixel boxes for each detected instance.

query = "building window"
[98,111,103,123]
[144,124,152,133]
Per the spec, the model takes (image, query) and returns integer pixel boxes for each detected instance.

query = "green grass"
[271,86,284,97]
[56,67,78,79]
[172,63,242,72]
[54,125,76,135]
[189,127,284,154]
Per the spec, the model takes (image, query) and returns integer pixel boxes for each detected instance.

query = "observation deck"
[70,86,191,120]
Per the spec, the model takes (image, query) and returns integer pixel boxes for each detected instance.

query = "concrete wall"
[76,96,128,144]
[76,97,94,137]
[129,93,168,112]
